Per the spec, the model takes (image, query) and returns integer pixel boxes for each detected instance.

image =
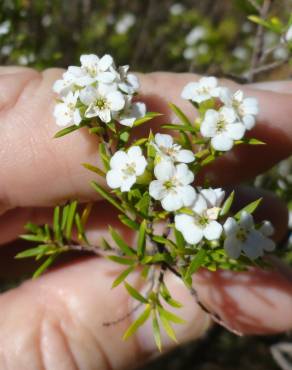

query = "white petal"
[192,194,207,214]
[110,151,128,169]
[181,82,198,100]
[98,108,111,123]
[80,54,99,67]
[154,161,175,182]
[262,238,275,252]
[106,170,122,189]
[200,76,217,89]
[175,215,203,244]
[243,230,264,259]
[260,221,274,237]
[107,91,125,111]
[200,110,218,137]
[119,116,136,127]
[127,146,142,158]
[180,185,197,207]
[73,109,82,125]
[176,163,194,185]
[175,149,195,163]
[211,134,233,151]
[224,236,242,259]
[120,175,136,192]
[243,115,255,130]
[80,86,97,105]
[239,211,254,230]
[155,133,173,148]
[226,123,245,140]
[242,98,258,115]
[149,180,166,200]
[97,71,116,83]
[134,157,147,176]
[98,54,113,71]
[204,221,223,240]
[223,217,238,235]
[161,193,183,211]
[220,107,236,123]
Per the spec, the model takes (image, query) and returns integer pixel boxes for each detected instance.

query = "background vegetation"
[0,0,292,369]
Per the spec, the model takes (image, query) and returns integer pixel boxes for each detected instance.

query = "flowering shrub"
[17,54,277,350]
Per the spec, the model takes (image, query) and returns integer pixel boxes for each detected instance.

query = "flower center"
[85,65,97,77]
[236,228,247,242]
[216,118,226,133]
[96,97,108,110]
[122,162,136,177]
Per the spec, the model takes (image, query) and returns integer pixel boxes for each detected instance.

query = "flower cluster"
[53,54,146,127]
[182,77,259,151]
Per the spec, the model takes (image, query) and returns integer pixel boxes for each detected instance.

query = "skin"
[0,67,292,369]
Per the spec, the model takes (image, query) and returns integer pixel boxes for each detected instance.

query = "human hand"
[0,67,292,369]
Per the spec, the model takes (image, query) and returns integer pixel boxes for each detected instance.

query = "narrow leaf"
[124,281,148,303]
[133,112,162,127]
[168,102,192,127]
[152,311,162,351]
[109,227,136,256]
[65,201,78,239]
[33,255,57,278]
[91,182,125,213]
[137,220,147,258]
[118,215,139,231]
[15,245,51,259]
[187,248,207,277]
[54,125,80,138]
[112,266,135,288]
[107,255,135,265]
[123,305,151,340]
[220,191,235,216]
[158,307,186,324]
[82,163,105,177]
[234,198,262,219]
[159,311,177,342]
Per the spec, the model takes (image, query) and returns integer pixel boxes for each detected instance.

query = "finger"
[1,256,292,369]
[0,67,291,212]
[0,257,209,370]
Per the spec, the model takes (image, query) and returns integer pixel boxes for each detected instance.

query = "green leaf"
[135,192,150,215]
[15,245,51,259]
[124,281,148,303]
[119,131,130,143]
[220,191,235,216]
[20,234,47,243]
[137,220,147,258]
[157,307,185,324]
[200,154,215,166]
[174,229,185,250]
[75,213,89,244]
[159,310,177,342]
[98,143,110,171]
[118,215,139,231]
[160,283,183,308]
[123,305,151,340]
[168,102,192,127]
[82,163,105,177]
[53,206,61,241]
[186,248,207,279]
[91,182,125,213]
[234,198,262,219]
[152,311,162,351]
[109,227,136,256]
[24,222,42,234]
[161,124,196,133]
[65,201,78,240]
[54,125,80,138]
[61,204,70,231]
[112,266,135,288]
[133,112,162,127]
[107,255,135,265]
[33,254,57,278]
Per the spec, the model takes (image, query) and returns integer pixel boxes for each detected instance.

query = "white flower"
[201,107,245,151]
[115,13,136,34]
[181,77,222,104]
[119,100,146,127]
[223,211,275,260]
[106,146,147,192]
[117,65,140,95]
[80,85,125,123]
[285,25,292,42]
[149,162,196,212]
[170,3,185,15]
[0,21,10,36]
[175,188,224,244]
[185,26,205,46]
[221,89,259,130]
[53,91,81,127]
[152,133,195,164]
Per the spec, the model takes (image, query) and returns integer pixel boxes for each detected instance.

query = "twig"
[247,0,261,12]
[248,0,272,82]
[249,58,289,76]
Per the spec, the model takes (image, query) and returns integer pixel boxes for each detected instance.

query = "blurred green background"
[0,0,292,369]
